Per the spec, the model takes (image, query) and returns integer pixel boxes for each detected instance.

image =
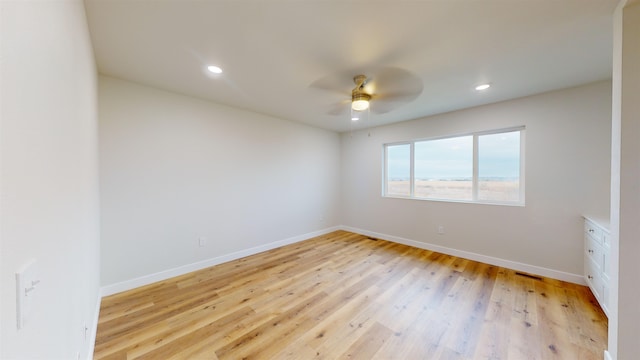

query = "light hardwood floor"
[94,231,607,359]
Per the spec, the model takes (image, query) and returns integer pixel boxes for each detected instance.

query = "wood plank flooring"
[94,231,608,359]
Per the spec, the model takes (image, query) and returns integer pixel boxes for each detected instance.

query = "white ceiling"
[84,0,617,133]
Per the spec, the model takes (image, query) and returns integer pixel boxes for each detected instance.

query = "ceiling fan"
[350,74,372,112]
[310,67,424,118]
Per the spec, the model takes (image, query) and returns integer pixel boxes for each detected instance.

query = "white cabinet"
[583,217,610,317]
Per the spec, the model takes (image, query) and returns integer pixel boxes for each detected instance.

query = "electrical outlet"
[198,237,207,247]
[438,225,445,235]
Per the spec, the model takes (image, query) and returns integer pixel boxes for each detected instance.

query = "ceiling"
[84,0,617,133]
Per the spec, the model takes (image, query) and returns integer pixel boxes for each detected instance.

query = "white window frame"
[383,142,414,197]
[383,126,525,206]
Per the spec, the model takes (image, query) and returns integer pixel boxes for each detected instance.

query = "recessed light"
[475,84,491,91]
[207,65,223,74]
[351,117,360,121]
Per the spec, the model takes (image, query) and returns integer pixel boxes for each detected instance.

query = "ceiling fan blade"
[368,67,423,96]
[368,67,423,114]
[371,101,401,115]
[309,69,359,95]
[327,100,350,116]
[374,90,422,103]
[371,93,421,114]
[309,72,351,115]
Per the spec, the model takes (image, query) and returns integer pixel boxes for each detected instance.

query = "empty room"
[2,0,639,359]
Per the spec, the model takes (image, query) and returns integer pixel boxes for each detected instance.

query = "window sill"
[382,195,525,207]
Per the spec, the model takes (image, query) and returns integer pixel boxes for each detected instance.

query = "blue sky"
[387,131,520,180]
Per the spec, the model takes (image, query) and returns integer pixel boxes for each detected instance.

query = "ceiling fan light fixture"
[351,93,371,111]
[351,100,369,111]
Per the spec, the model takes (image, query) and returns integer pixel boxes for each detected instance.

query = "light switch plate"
[16,259,38,330]
[198,237,207,247]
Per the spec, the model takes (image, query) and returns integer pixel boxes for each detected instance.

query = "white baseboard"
[84,289,102,360]
[100,226,341,297]
[340,225,586,285]
[604,350,613,360]
[101,224,585,297]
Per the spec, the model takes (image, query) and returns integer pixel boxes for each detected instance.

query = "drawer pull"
[589,229,595,233]
[588,249,594,253]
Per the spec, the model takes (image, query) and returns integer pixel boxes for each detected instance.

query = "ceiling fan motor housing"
[351,75,371,111]
[351,91,371,103]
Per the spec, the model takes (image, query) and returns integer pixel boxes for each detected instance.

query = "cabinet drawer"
[585,233,604,271]
[585,257,604,301]
[584,220,603,244]
[583,217,610,317]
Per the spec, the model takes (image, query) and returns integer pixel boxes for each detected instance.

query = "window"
[386,144,411,197]
[384,127,524,205]
[414,136,473,200]
[477,131,521,202]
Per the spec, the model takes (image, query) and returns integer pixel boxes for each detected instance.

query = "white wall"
[99,76,341,288]
[609,1,640,358]
[0,1,101,359]
[341,81,611,281]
